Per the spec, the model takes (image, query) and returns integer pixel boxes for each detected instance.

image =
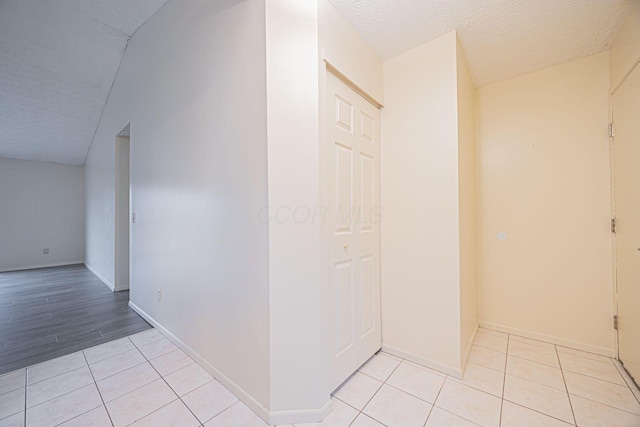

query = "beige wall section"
[609,0,640,92]
[318,0,383,103]
[381,32,464,376]
[477,52,615,356]
[456,37,479,366]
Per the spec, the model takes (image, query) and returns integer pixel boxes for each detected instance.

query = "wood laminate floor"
[0,264,151,374]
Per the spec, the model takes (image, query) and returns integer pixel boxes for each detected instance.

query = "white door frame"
[114,125,131,292]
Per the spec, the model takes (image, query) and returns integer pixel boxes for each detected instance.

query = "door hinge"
[611,218,617,233]
[614,315,619,330]
[608,123,615,138]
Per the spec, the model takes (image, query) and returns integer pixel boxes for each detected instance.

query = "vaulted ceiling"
[0,0,629,166]
[0,0,168,165]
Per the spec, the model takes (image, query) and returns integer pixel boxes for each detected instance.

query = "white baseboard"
[382,344,463,378]
[461,322,479,376]
[479,321,616,358]
[84,262,114,291]
[0,261,84,274]
[268,399,332,425]
[128,301,331,425]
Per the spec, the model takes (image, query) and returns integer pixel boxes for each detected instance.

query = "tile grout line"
[23,365,97,412]
[491,329,581,425]
[501,339,637,424]
[504,347,600,394]
[431,406,483,427]
[369,357,404,427]
[346,354,405,427]
[21,333,157,425]
[612,360,640,405]
[79,350,115,427]
[11,326,633,426]
[508,348,627,387]
[498,334,510,427]
[502,399,578,425]
[422,369,448,427]
[560,367,632,387]
[29,334,161,427]
[564,390,640,418]
[181,380,237,426]
[128,334,207,425]
[358,350,501,425]
[19,337,141,387]
[555,343,578,426]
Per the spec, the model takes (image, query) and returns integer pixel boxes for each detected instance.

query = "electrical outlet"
[157,289,162,302]
[43,248,49,255]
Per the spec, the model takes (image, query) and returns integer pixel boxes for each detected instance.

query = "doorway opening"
[115,124,131,292]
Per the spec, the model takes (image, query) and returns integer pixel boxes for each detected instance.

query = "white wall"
[381,32,465,375]
[456,38,479,365]
[265,0,329,419]
[0,157,84,272]
[318,0,383,104]
[84,0,271,412]
[477,52,615,355]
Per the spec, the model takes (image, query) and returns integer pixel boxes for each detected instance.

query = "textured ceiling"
[0,0,168,165]
[0,0,629,165]
[328,0,628,87]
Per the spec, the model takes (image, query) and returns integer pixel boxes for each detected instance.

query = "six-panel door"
[327,72,381,391]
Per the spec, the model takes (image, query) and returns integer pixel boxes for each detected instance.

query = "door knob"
[344,242,349,250]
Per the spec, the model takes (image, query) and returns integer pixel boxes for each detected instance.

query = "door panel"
[360,154,375,233]
[334,143,353,234]
[334,260,354,356]
[361,254,375,337]
[328,72,381,390]
[613,64,640,381]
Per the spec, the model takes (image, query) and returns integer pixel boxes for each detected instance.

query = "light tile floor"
[1,328,639,426]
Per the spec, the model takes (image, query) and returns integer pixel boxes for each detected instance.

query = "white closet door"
[327,72,381,390]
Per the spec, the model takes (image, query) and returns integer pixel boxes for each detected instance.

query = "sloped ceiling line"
[0,0,169,165]
[0,0,628,165]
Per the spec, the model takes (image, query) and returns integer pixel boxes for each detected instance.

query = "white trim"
[479,321,616,358]
[84,262,114,291]
[128,302,331,425]
[611,55,640,95]
[382,344,463,379]
[322,49,384,108]
[268,399,332,425]
[0,261,84,274]
[461,322,479,376]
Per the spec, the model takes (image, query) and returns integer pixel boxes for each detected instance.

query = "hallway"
[0,328,638,426]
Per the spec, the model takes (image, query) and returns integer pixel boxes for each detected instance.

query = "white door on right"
[613,64,640,382]
[327,72,381,391]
